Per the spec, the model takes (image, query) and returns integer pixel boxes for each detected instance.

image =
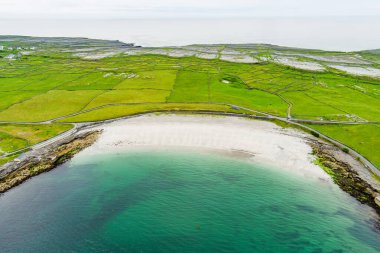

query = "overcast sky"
[1,0,380,18]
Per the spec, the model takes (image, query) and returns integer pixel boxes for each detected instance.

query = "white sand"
[79,115,330,180]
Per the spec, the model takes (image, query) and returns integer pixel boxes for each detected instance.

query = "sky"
[1,0,380,19]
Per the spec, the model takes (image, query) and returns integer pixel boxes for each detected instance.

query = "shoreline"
[0,130,101,193]
[80,115,330,180]
[1,114,379,216]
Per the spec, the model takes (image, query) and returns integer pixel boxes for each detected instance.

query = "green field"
[306,124,380,168]
[0,123,72,164]
[0,36,379,169]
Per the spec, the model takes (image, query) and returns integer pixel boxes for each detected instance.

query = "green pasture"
[0,42,379,169]
[115,70,177,90]
[0,123,72,163]
[59,103,252,123]
[0,90,102,122]
[85,89,170,109]
[306,124,380,169]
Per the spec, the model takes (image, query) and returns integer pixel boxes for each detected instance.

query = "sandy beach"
[2,113,380,213]
[78,115,331,180]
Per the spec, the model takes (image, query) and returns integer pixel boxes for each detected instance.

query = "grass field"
[0,123,72,164]
[0,36,379,169]
[305,124,380,168]
[59,103,251,122]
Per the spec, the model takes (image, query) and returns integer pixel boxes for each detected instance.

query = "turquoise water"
[0,151,379,252]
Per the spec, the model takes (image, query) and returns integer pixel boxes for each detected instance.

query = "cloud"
[1,0,379,18]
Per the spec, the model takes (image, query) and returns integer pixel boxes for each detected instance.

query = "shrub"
[342,147,349,153]
[310,131,320,138]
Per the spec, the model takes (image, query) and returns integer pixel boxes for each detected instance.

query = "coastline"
[80,115,330,180]
[1,114,379,215]
[0,130,101,193]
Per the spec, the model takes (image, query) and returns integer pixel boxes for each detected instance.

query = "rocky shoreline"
[0,130,101,194]
[309,139,380,217]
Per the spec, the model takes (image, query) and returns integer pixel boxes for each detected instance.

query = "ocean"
[1,16,380,51]
[0,150,379,252]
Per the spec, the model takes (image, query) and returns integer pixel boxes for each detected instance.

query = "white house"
[0,46,4,51]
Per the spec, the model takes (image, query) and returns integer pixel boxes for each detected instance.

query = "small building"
[0,45,4,51]
[16,46,22,50]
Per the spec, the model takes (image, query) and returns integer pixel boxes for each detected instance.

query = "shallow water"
[0,150,379,252]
